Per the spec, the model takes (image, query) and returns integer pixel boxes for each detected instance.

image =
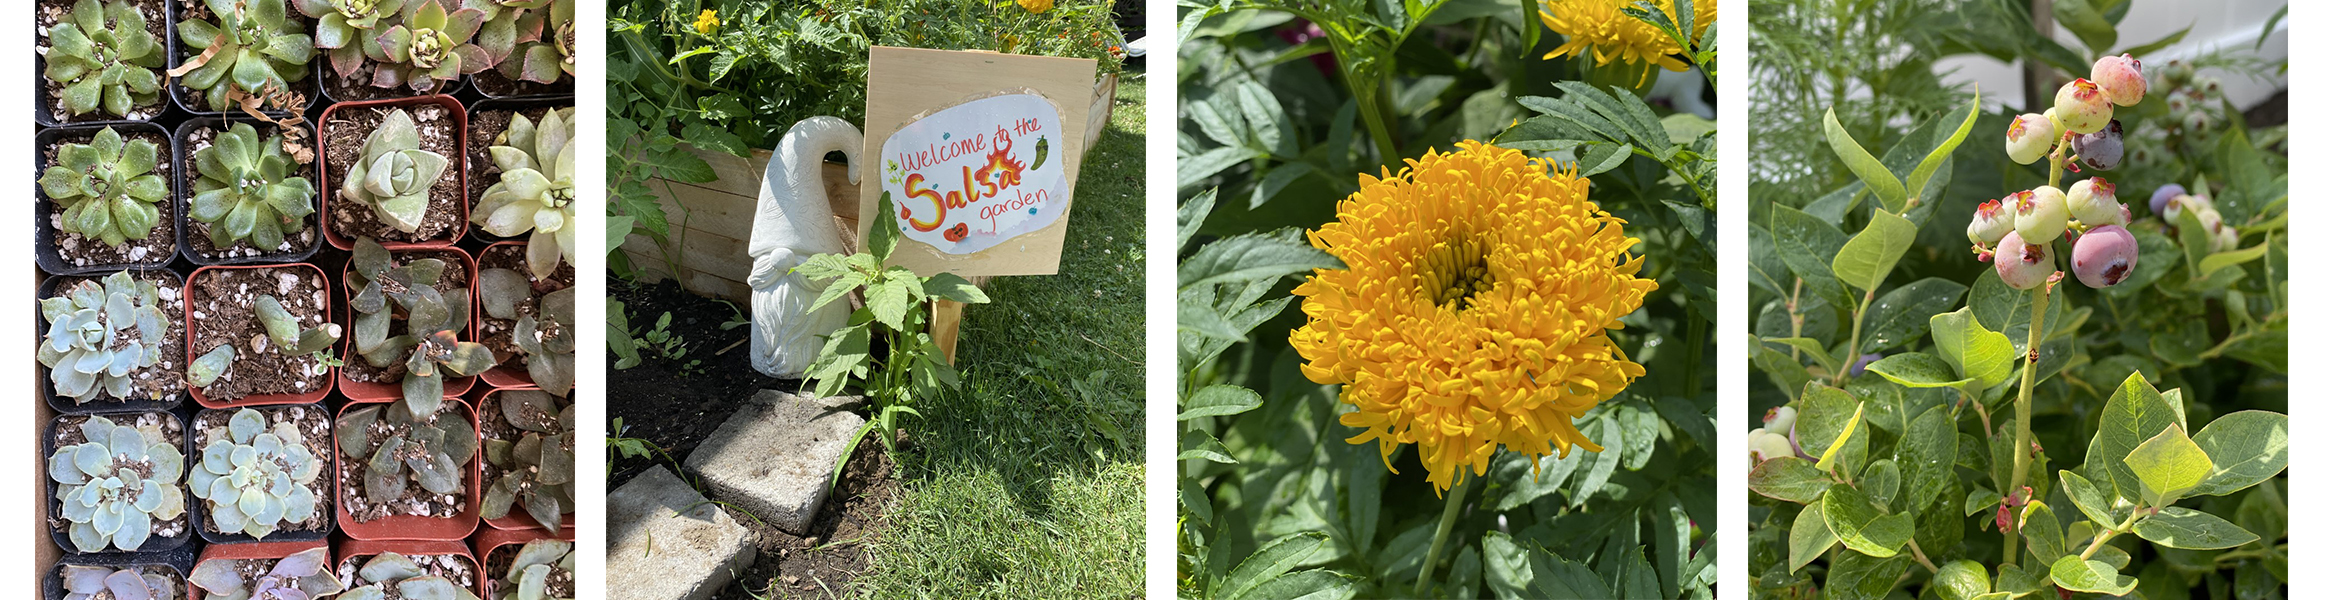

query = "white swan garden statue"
[746,116,864,378]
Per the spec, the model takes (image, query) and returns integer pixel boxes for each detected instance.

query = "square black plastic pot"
[188,404,338,545]
[43,549,195,600]
[35,122,182,276]
[163,0,320,118]
[463,95,574,244]
[317,61,471,106]
[33,4,178,129]
[172,116,326,265]
[39,268,188,416]
[43,410,201,557]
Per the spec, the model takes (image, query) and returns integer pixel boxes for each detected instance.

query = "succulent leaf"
[192,123,315,250]
[43,129,167,246]
[474,108,576,279]
[41,272,169,403]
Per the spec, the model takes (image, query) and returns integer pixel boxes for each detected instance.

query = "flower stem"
[1415,476,1473,596]
[2002,286,2049,567]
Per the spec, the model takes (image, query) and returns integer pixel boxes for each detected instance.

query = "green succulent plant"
[190,408,323,540]
[490,539,573,600]
[336,402,478,512]
[42,0,165,118]
[367,0,491,93]
[187,294,343,390]
[480,0,572,85]
[346,237,497,415]
[175,0,314,112]
[188,546,346,600]
[338,108,450,234]
[341,552,483,600]
[60,565,176,600]
[191,123,318,251]
[482,390,572,531]
[47,414,187,552]
[39,271,169,404]
[478,268,572,396]
[39,126,166,246]
[293,0,404,80]
[473,108,574,279]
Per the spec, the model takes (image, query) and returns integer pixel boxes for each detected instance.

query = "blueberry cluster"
[2123,60,2238,170]
[1976,55,2150,291]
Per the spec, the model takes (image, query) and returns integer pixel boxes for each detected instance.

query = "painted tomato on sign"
[878,93,1070,255]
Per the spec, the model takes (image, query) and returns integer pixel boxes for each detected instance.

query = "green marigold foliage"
[46,414,187,552]
[342,552,484,600]
[346,238,497,414]
[61,565,174,600]
[43,0,165,118]
[482,390,572,531]
[339,108,450,234]
[188,546,346,600]
[478,267,573,396]
[39,126,166,246]
[192,123,317,251]
[492,539,573,600]
[176,0,314,112]
[190,408,323,540]
[474,108,575,279]
[39,271,168,404]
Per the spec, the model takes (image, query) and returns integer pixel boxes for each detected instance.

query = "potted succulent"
[186,543,341,600]
[318,97,468,248]
[187,406,334,544]
[468,0,573,98]
[36,123,178,274]
[474,535,570,600]
[168,0,316,115]
[334,540,486,598]
[38,269,186,415]
[332,379,484,539]
[337,237,493,401]
[297,0,490,102]
[467,104,572,279]
[175,118,324,264]
[183,263,341,407]
[48,562,187,600]
[474,252,570,394]
[37,0,171,125]
[477,388,570,532]
[44,411,192,554]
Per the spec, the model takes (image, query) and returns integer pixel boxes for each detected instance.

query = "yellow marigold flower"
[692,9,719,35]
[1017,0,1054,14]
[1538,0,1716,77]
[1290,140,1656,495]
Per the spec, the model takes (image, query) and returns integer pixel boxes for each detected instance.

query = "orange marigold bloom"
[1290,140,1655,494]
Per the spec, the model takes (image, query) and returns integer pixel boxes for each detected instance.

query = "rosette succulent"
[39,126,166,246]
[346,238,498,414]
[479,0,573,84]
[482,390,573,531]
[60,565,175,600]
[292,0,404,81]
[370,0,491,93]
[337,401,478,511]
[342,553,483,600]
[188,546,347,600]
[491,540,573,600]
[192,123,318,251]
[47,414,187,552]
[175,0,314,112]
[339,108,450,233]
[43,0,165,118]
[479,268,573,396]
[39,271,169,404]
[190,408,323,540]
[474,108,575,279]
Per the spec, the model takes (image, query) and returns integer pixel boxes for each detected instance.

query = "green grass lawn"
[849,73,1147,599]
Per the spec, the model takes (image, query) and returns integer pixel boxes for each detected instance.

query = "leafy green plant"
[43,0,165,118]
[345,237,498,412]
[40,126,166,246]
[190,408,323,540]
[174,0,315,112]
[46,414,187,552]
[607,298,642,369]
[339,108,452,234]
[479,267,575,396]
[59,565,175,600]
[340,552,483,600]
[481,389,574,531]
[474,107,577,279]
[490,539,574,600]
[189,547,347,600]
[39,271,169,404]
[627,310,687,362]
[192,122,319,251]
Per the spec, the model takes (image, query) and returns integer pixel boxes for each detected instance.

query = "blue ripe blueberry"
[2148,183,2185,216]
[2072,120,2125,170]
[1995,230,2056,290]
[2071,225,2138,288]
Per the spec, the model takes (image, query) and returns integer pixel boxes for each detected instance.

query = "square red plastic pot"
[471,526,574,598]
[476,387,576,532]
[335,538,485,598]
[316,94,469,251]
[332,397,483,541]
[338,245,480,402]
[186,539,328,600]
[476,240,554,391]
[184,263,339,408]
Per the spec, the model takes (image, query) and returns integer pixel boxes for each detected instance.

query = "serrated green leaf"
[1932,560,1990,600]
[1180,385,1262,420]
[1929,308,2013,391]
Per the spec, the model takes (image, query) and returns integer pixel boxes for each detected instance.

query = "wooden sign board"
[857,46,1098,276]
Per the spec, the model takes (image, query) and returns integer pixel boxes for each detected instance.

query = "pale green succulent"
[338,401,479,510]
[482,390,572,531]
[188,546,346,600]
[341,552,483,600]
[338,109,450,233]
[189,408,323,540]
[491,539,573,600]
[47,414,187,552]
[176,0,314,112]
[473,108,574,279]
[39,126,166,246]
[60,565,176,600]
[478,268,572,397]
[191,123,317,251]
[39,271,169,404]
[346,238,496,416]
[43,0,165,118]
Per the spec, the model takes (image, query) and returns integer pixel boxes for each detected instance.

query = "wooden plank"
[1083,73,1118,157]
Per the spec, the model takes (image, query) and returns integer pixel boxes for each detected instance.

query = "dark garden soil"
[466,105,555,214]
[324,103,463,244]
[43,128,176,268]
[483,541,575,599]
[336,401,472,523]
[472,69,573,100]
[334,553,478,592]
[49,412,188,541]
[37,0,169,123]
[477,244,572,368]
[342,249,471,385]
[41,271,186,405]
[182,123,323,260]
[714,442,897,600]
[192,404,333,535]
[189,266,332,400]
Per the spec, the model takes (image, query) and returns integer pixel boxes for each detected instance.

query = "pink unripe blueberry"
[1995,230,2056,290]
[2054,79,2115,134]
[2071,225,2139,288]
[2014,187,2068,244]
[2148,184,2185,216]
[1969,198,2016,245]
[2066,178,2124,226]
[2092,54,2147,106]
[2212,225,2239,253]
[2005,113,2058,164]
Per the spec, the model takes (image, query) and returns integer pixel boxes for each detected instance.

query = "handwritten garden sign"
[859,46,1097,276]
